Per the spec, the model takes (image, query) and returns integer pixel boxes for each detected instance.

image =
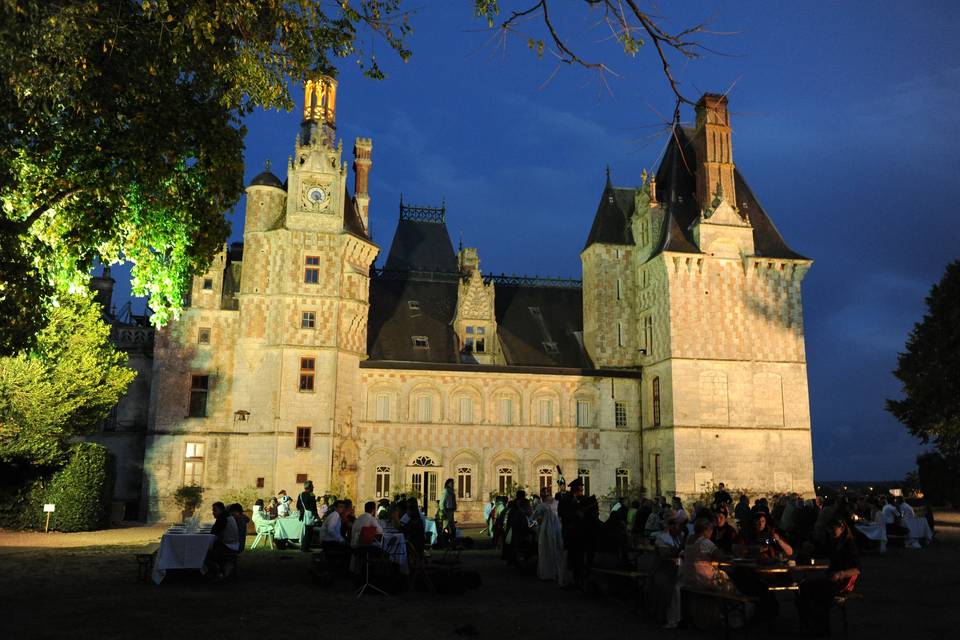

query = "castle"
[95,78,815,522]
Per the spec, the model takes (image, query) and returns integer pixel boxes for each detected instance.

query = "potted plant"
[173,485,204,522]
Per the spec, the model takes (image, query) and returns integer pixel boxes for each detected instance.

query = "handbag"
[301,493,317,526]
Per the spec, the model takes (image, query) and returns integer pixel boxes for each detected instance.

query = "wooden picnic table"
[715,558,830,591]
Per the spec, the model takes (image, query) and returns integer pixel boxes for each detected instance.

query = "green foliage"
[0,295,135,467]
[173,485,204,512]
[20,443,115,532]
[0,1,412,353]
[887,260,960,458]
[220,486,260,511]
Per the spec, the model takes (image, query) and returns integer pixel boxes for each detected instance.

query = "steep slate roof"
[383,216,458,272]
[366,276,458,363]
[343,185,370,240]
[652,127,807,259]
[494,284,592,368]
[583,173,636,249]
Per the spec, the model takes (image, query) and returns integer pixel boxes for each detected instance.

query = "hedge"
[19,443,116,532]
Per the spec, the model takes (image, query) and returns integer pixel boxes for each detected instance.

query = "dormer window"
[407,300,421,316]
[543,341,559,354]
[464,326,486,353]
[412,336,429,349]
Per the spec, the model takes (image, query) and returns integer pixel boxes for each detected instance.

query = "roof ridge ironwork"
[399,196,446,223]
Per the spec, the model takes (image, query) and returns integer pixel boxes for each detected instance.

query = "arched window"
[457,466,473,500]
[577,468,591,497]
[538,467,554,495]
[497,467,514,495]
[615,468,630,496]
[411,455,436,467]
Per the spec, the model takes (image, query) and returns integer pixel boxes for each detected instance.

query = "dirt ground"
[1,515,959,640]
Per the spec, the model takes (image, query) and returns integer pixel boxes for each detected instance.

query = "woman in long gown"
[534,486,565,582]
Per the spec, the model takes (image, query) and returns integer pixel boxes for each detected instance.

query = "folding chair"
[250,514,276,550]
[354,546,389,598]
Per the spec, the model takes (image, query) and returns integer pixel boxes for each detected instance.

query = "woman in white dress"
[533,486,565,582]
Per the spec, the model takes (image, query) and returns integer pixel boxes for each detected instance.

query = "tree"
[0,1,412,354]
[887,260,960,458]
[0,295,136,467]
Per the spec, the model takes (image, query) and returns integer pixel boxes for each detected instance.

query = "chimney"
[692,93,736,210]
[353,137,372,230]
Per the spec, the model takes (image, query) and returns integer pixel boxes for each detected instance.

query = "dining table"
[272,516,304,543]
[152,531,216,585]
[716,558,831,591]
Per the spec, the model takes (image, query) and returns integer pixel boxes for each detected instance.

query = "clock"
[307,186,327,204]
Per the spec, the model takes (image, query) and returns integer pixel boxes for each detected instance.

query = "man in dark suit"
[296,480,318,552]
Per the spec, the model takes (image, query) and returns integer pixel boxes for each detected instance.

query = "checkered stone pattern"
[582,245,640,368]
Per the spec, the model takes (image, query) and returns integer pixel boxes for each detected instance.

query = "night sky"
[113,2,960,481]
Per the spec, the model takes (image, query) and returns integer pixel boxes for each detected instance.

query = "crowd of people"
[483,480,933,635]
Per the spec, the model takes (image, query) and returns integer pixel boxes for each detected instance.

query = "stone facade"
[132,84,815,522]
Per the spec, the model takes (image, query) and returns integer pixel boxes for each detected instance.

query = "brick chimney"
[692,93,736,210]
[353,137,372,230]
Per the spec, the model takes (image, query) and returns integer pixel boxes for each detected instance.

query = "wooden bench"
[681,587,757,640]
[134,544,160,582]
[832,591,862,638]
[589,567,650,613]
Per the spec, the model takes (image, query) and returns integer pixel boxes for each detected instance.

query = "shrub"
[220,486,260,512]
[173,485,204,515]
[21,443,115,532]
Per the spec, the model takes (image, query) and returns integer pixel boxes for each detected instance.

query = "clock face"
[307,186,327,204]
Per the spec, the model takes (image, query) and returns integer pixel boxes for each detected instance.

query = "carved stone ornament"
[300,182,331,212]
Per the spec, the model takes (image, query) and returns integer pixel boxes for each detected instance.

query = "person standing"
[533,486,564,582]
[440,478,458,544]
[713,483,733,509]
[558,477,586,588]
[296,481,319,552]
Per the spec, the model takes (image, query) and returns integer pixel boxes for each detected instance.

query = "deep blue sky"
[116,2,960,481]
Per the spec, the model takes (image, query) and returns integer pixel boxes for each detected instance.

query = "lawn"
[1,518,958,639]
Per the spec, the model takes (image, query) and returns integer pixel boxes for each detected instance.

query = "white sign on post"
[43,504,56,513]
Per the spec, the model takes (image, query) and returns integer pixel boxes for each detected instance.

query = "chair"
[406,539,435,592]
[250,512,276,550]
[354,546,389,598]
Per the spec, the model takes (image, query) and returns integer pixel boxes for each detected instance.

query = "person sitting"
[351,501,384,548]
[797,517,861,635]
[665,517,740,628]
[207,501,240,577]
[400,498,427,557]
[736,511,793,559]
[881,497,908,537]
[228,503,249,552]
[896,496,915,518]
[322,501,347,545]
[277,494,292,518]
[266,497,279,519]
[654,511,686,559]
[711,507,738,553]
[376,499,390,521]
[644,503,664,543]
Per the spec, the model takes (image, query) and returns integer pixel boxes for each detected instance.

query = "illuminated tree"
[0,0,411,353]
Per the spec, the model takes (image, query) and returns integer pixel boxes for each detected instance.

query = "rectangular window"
[299,357,315,392]
[198,327,211,345]
[304,256,320,284]
[184,442,205,485]
[465,326,486,353]
[457,467,473,499]
[256,477,265,489]
[412,336,429,349]
[188,375,209,418]
[499,397,513,425]
[375,466,391,498]
[416,395,432,423]
[301,311,316,329]
[375,394,390,422]
[475,326,486,353]
[498,467,514,495]
[459,397,473,424]
[616,279,622,301]
[577,469,591,498]
[652,377,661,427]
[617,322,624,347]
[653,453,662,497]
[202,278,213,291]
[296,426,311,449]
[296,473,308,484]
[576,400,591,427]
[615,469,630,496]
[539,399,553,426]
[615,402,627,428]
[643,316,654,355]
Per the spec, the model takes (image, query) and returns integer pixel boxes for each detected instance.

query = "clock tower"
[233,73,379,498]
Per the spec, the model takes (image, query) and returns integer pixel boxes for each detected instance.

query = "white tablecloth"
[904,516,933,545]
[855,522,887,552]
[381,531,409,574]
[152,533,216,584]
